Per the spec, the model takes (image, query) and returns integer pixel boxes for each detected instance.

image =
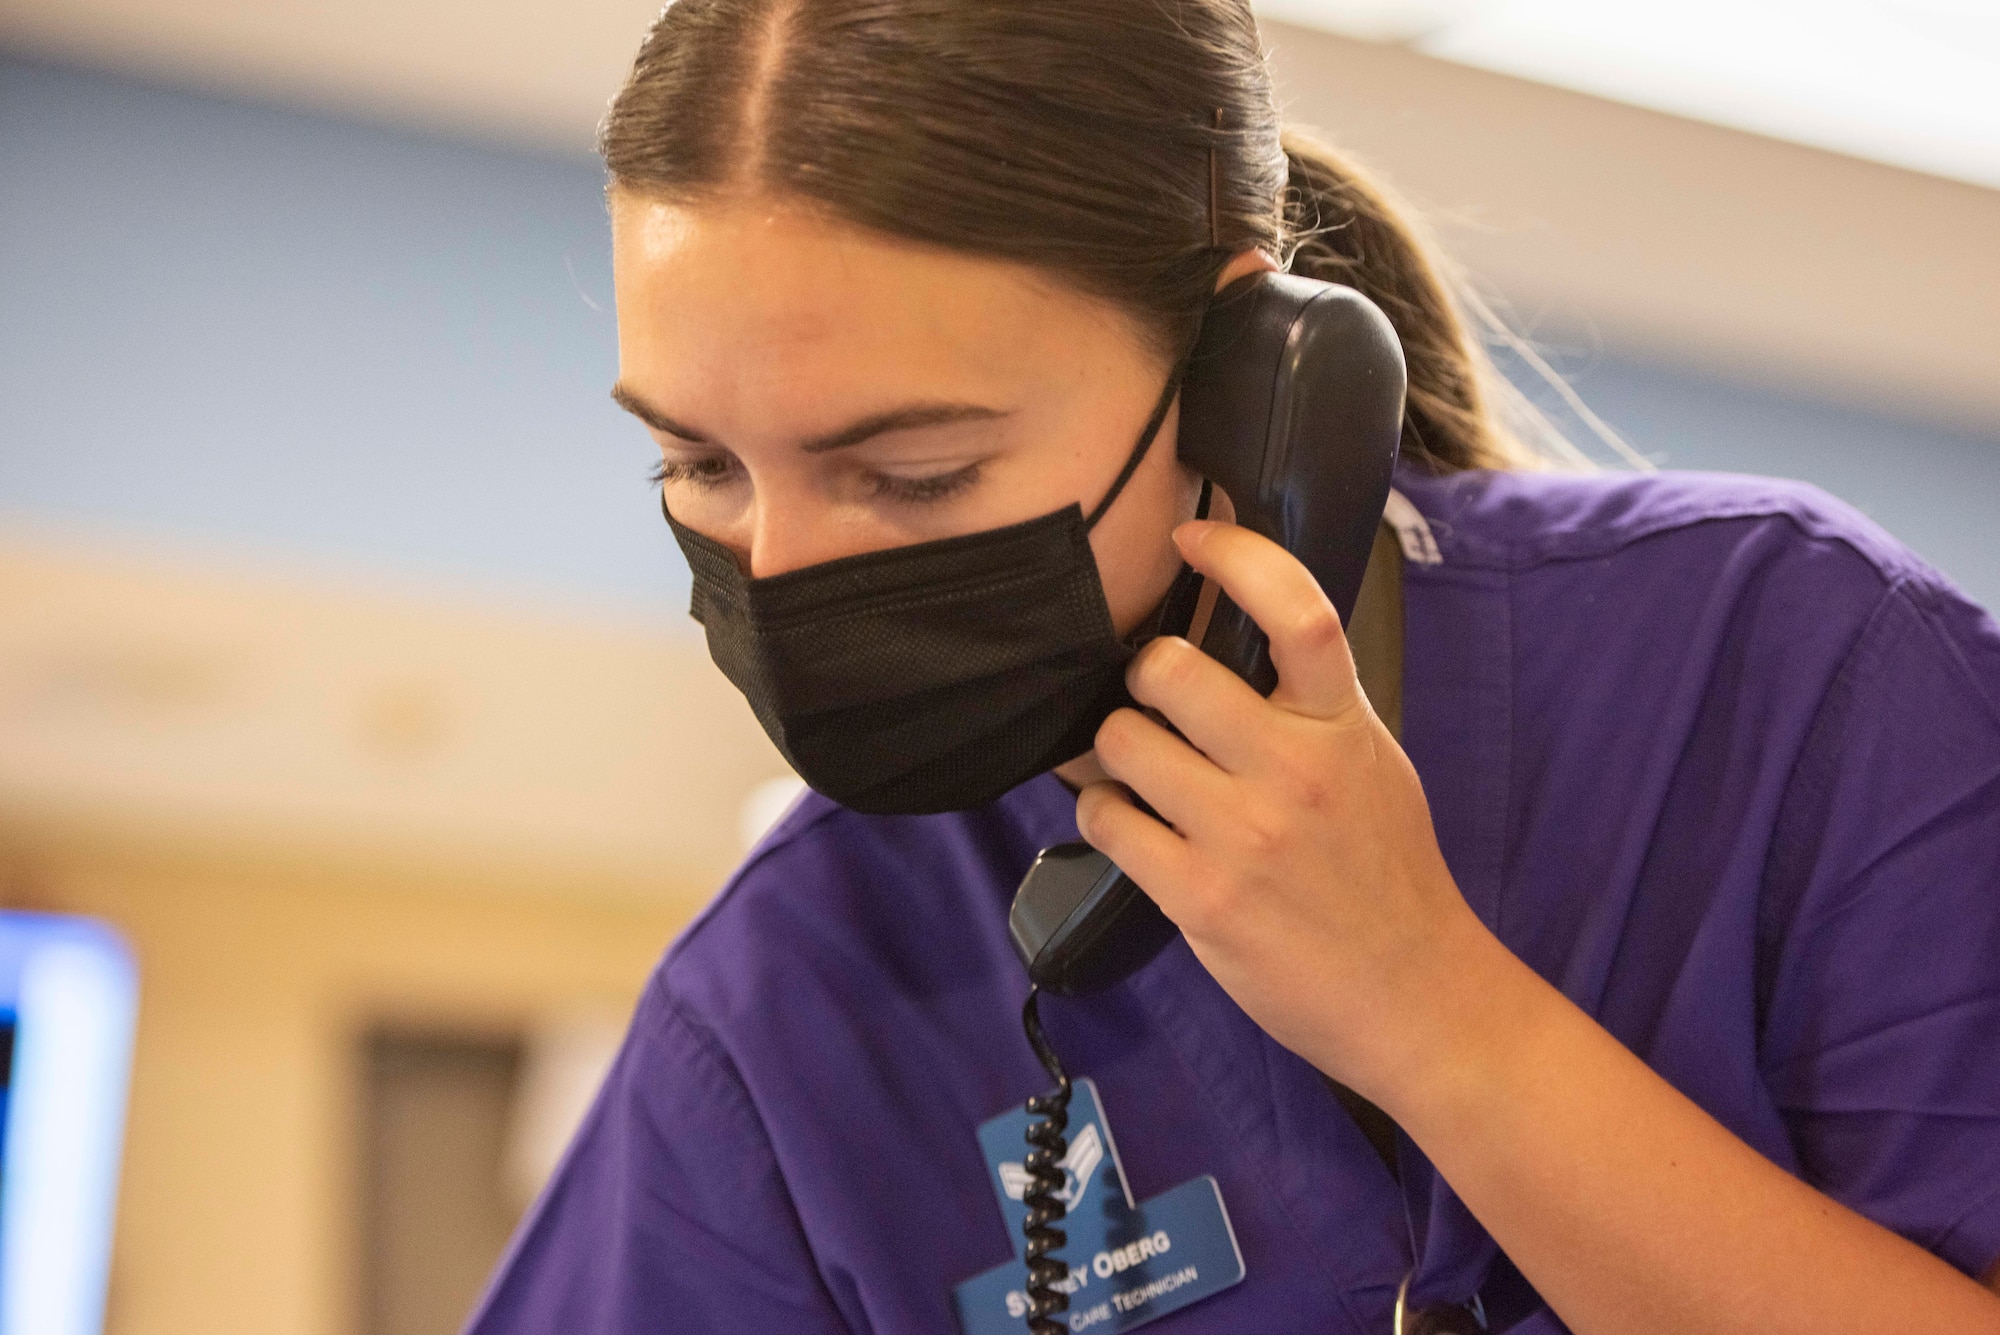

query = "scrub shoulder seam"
[634,987,864,1333]
[1403,471,1930,590]
[657,791,848,968]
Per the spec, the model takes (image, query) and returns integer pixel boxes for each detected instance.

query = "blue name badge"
[952,1079,1245,1334]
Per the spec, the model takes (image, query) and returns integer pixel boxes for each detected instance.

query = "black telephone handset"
[1008,273,1408,996]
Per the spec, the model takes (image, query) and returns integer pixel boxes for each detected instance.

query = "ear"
[1213,248,1281,294]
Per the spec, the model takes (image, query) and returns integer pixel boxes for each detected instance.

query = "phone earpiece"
[1177,273,1407,657]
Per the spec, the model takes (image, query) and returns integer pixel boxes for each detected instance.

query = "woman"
[469,2,2000,1331]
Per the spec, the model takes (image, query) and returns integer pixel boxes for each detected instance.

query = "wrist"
[1337,907,1556,1130]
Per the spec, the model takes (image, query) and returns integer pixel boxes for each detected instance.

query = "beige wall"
[0,532,785,1335]
[0,530,790,896]
[0,841,691,1335]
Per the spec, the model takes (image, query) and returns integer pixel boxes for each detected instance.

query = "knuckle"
[1275,764,1331,813]
[1237,808,1287,860]
[1131,636,1197,698]
[1293,775,1335,814]
[1074,788,1107,839]
[1288,601,1344,655]
[1272,746,1334,809]
[1075,783,1127,841]
[1095,707,1142,757]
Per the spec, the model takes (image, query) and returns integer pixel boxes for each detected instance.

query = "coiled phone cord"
[1019,987,1074,1334]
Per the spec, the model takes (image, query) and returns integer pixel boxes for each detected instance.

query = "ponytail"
[1280,132,1543,473]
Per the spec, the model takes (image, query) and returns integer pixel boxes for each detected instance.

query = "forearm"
[1358,913,2000,1335]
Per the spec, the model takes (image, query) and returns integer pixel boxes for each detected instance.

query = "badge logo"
[952,1079,1246,1334]
[997,1121,1104,1213]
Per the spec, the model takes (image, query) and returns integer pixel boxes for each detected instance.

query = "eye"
[649,455,740,490]
[868,462,982,505]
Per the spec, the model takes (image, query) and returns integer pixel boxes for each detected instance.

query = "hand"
[1075,519,1491,1099]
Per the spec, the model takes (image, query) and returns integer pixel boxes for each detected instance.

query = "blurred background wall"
[0,4,1996,1334]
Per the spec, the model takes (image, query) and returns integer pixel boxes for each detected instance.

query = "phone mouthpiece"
[1009,843,1180,996]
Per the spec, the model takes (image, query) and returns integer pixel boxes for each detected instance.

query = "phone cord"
[1019,987,1074,1334]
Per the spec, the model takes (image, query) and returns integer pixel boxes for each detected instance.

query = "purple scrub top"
[467,467,2000,1333]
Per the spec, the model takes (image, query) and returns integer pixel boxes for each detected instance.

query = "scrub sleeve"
[1757,575,2000,1276]
[472,987,852,1330]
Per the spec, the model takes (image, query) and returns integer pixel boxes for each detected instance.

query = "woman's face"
[610,190,1263,636]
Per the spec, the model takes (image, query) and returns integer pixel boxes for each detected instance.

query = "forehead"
[608,191,1154,407]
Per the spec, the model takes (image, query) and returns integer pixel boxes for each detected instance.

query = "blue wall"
[0,56,671,610]
[4,55,1997,614]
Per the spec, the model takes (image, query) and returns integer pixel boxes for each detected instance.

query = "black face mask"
[665,372,1201,815]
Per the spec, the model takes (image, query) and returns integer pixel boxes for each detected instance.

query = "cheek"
[1087,432,1202,637]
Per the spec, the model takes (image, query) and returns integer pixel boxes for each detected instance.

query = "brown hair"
[602,0,1548,473]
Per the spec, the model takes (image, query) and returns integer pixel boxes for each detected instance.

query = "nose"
[743,496,870,580]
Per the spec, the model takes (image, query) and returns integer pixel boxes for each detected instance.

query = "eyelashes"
[649,456,983,506]
[648,456,734,488]
[870,462,981,504]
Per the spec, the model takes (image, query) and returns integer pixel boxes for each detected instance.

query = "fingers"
[1172,520,1365,723]
[1072,780,1190,917]
[1123,635,1269,774]
[1091,706,1235,835]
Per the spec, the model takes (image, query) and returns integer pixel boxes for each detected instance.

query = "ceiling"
[4,0,1998,431]
[1266,0,2000,191]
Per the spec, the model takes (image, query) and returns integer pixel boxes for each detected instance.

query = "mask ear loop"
[1082,361,1190,531]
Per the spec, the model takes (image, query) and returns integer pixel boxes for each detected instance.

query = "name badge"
[952,1079,1245,1333]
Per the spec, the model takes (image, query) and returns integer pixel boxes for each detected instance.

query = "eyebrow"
[610,383,1008,454]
